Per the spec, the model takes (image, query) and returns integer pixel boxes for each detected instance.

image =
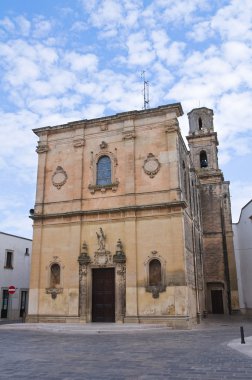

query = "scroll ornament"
[143,153,161,178]
[52,166,68,189]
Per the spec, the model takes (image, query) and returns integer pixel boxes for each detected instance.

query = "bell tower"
[187,107,221,177]
[187,107,239,316]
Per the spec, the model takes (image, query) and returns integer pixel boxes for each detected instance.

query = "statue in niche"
[96,228,106,251]
[50,263,60,288]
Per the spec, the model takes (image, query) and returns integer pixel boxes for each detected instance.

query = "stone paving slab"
[0,318,252,379]
[228,336,252,358]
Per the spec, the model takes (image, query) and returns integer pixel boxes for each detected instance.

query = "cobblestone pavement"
[0,317,252,380]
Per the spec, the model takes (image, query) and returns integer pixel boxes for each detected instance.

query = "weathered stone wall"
[29,104,202,328]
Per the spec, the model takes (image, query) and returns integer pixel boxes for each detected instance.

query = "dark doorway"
[211,290,224,314]
[1,289,9,318]
[92,268,115,322]
[20,291,28,317]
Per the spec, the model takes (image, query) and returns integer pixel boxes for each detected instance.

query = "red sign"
[8,285,16,295]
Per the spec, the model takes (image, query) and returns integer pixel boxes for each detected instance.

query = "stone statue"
[96,228,106,251]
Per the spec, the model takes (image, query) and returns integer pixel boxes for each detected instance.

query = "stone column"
[113,239,126,323]
[78,242,91,322]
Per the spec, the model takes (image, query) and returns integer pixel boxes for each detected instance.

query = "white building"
[233,200,252,315]
[0,232,32,321]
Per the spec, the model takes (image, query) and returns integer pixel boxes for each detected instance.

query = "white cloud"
[187,20,213,42]
[71,21,88,32]
[6,57,40,86]
[64,52,98,72]
[222,41,252,66]
[211,0,252,41]
[0,17,15,33]
[0,1,252,236]
[160,0,209,24]
[126,31,156,65]
[16,16,31,36]
[0,209,33,239]
[32,17,52,38]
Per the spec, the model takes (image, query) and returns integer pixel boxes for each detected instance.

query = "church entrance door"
[92,268,115,322]
[211,289,224,314]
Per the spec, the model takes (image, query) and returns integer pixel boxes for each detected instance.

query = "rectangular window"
[5,250,13,269]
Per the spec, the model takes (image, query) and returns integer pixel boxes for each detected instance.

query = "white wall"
[233,200,252,314]
[0,232,32,320]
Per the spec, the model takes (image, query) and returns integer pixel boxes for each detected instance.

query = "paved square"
[1,318,252,379]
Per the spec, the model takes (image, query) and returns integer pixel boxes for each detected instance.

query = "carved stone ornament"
[73,138,85,148]
[46,287,63,300]
[52,166,68,189]
[100,141,108,149]
[113,239,126,264]
[143,153,161,178]
[78,242,91,267]
[36,142,49,154]
[88,180,119,194]
[94,228,112,267]
[94,250,113,266]
[100,124,108,131]
[122,131,136,140]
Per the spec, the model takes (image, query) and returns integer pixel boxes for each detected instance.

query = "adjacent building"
[0,232,32,320]
[233,200,252,315]
[28,103,239,328]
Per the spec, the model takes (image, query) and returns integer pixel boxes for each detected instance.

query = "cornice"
[30,201,187,220]
[32,103,183,137]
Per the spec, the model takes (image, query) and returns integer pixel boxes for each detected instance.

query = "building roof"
[0,231,32,241]
[33,102,183,136]
[233,199,252,225]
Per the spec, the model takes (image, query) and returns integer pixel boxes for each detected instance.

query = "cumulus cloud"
[0,1,252,237]
[64,52,98,72]
[126,31,156,65]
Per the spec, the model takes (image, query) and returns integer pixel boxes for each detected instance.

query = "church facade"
[27,103,239,328]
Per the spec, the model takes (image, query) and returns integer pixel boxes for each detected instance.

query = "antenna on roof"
[141,70,150,110]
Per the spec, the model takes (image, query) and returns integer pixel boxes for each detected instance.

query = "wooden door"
[211,290,224,314]
[92,268,115,322]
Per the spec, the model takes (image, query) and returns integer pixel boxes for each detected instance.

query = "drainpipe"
[220,195,232,315]
[192,221,201,323]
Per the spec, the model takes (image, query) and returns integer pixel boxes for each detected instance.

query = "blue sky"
[0,0,251,238]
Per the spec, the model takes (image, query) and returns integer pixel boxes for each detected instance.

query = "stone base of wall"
[26,315,80,323]
[27,314,199,329]
[239,308,252,317]
[126,315,195,329]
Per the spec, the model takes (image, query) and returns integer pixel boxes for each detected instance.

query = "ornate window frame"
[88,147,119,194]
[144,251,166,298]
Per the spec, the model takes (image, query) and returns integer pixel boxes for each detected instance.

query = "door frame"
[79,262,126,323]
[206,282,226,314]
[92,267,115,322]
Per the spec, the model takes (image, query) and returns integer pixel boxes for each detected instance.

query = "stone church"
[27,103,239,328]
